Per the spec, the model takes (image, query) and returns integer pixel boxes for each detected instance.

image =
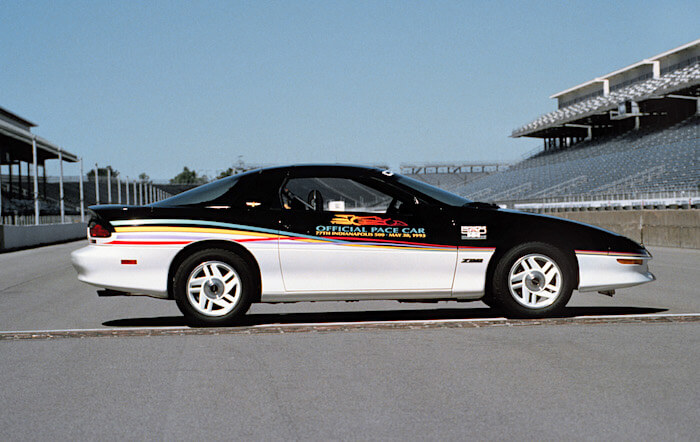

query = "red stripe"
[106,241,193,245]
[235,237,277,243]
[575,250,648,257]
[323,236,455,248]
[575,249,608,255]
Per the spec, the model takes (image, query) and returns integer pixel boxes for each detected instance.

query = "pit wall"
[551,210,699,249]
[0,223,87,251]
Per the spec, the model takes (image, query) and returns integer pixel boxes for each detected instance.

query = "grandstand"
[0,106,80,222]
[401,163,509,192]
[453,39,699,209]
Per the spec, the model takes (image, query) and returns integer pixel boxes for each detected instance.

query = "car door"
[278,173,458,293]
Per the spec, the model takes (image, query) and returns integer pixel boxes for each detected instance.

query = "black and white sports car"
[71,164,654,325]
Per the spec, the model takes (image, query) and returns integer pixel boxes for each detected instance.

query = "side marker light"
[121,259,137,265]
[617,259,643,265]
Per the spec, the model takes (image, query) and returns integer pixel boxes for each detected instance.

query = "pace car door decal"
[278,209,458,292]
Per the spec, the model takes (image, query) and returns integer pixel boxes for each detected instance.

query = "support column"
[0,154,3,221]
[107,167,112,203]
[133,181,137,205]
[94,164,100,204]
[32,136,39,225]
[79,158,85,222]
[125,177,130,204]
[8,155,13,196]
[59,148,65,223]
[139,181,143,205]
[117,175,121,204]
[26,160,31,196]
[42,162,47,199]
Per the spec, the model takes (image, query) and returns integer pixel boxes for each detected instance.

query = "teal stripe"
[110,218,325,241]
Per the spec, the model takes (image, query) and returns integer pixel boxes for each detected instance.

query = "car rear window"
[153,175,243,207]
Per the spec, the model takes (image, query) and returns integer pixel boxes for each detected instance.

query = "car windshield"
[153,173,248,207]
[393,174,472,207]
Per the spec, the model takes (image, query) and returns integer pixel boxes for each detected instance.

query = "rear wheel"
[173,249,254,326]
[491,242,575,318]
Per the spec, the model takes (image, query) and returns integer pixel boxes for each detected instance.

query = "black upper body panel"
[88,164,647,255]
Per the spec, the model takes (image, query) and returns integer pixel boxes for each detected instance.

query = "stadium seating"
[456,116,699,202]
[513,62,700,136]
[404,172,491,192]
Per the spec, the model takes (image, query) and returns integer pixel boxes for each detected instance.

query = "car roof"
[256,163,388,176]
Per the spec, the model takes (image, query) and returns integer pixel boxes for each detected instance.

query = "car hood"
[456,206,648,256]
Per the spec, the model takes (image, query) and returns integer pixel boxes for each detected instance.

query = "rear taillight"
[89,224,111,238]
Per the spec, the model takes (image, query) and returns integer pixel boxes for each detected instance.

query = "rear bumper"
[576,251,655,293]
[71,244,181,299]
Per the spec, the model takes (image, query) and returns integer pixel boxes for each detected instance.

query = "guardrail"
[0,222,88,251]
[498,190,700,212]
[1,214,85,226]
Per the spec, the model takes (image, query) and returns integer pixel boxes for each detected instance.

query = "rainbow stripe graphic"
[108,219,492,252]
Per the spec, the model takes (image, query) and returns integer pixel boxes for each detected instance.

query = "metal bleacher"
[455,116,699,203]
[405,172,491,192]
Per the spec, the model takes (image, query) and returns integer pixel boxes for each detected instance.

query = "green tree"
[169,167,207,184]
[217,167,235,179]
[87,166,119,180]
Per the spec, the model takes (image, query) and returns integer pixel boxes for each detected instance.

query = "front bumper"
[576,251,655,293]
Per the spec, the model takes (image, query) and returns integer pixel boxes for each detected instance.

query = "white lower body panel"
[451,248,496,299]
[279,244,457,292]
[71,244,181,298]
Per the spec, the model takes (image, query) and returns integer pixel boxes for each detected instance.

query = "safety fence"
[1,163,174,226]
[502,190,700,212]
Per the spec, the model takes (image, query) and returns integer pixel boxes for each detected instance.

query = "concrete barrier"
[0,223,87,251]
[553,210,699,249]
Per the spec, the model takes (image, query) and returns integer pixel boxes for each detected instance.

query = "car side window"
[281,177,394,213]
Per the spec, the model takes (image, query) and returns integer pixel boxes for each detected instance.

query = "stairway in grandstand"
[455,115,699,202]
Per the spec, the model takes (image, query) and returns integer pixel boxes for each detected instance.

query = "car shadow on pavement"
[102,305,667,328]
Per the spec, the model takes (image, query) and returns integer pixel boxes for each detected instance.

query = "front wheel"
[173,249,254,326]
[491,242,575,318]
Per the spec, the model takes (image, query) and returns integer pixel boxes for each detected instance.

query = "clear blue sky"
[2,1,698,180]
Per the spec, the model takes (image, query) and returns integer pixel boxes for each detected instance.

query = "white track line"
[1,312,699,335]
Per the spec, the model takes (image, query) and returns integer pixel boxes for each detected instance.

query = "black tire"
[490,242,575,318]
[173,249,255,326]
[479,293,497,309]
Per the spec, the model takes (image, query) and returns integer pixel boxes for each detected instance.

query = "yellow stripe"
[114,226,275,238]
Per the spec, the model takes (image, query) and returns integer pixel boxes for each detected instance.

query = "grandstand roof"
[512,39,700,139]
[550,39,700,99]
[0,106,37,129]
[0,106,78,163]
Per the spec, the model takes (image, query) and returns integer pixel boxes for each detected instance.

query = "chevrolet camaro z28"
[71,164,655,325]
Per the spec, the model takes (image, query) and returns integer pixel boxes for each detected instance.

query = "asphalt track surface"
[1,241,699,439]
